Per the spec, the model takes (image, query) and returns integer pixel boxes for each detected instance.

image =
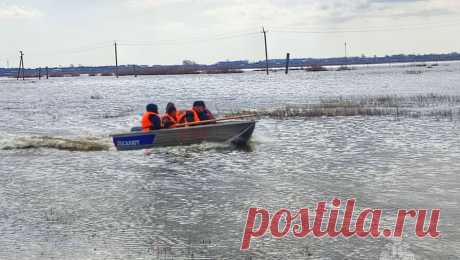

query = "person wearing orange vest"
[141,104,162,131]
[161,102,180,128]
[178,100,215,125]
[177,108,199,125]
[192,101,215,121]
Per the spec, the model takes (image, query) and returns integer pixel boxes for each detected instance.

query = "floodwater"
[0,63,460,259]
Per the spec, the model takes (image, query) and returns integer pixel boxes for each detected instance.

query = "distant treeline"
[246,52,460,68]
[1,52,459,77]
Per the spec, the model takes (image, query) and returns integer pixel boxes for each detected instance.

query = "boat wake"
[0,136,110,152]
[142,141,254,156]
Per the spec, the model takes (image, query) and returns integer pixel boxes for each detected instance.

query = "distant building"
[182,60,197,66]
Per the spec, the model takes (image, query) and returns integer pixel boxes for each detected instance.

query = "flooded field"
[0,63,459,259]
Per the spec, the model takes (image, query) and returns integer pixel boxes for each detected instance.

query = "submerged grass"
[228,94,460,119]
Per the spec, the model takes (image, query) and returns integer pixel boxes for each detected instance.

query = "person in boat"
[194,101,215,121]
[161,102,180,128]
[178,100,215,125]
[141,103,162,131]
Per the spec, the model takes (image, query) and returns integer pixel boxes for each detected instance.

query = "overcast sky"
[1,0,460,67]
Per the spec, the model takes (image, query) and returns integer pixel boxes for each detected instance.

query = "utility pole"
[133,65,137,77]
[17,52,21,80]
[21,51,25,80]
[262,27,269,75]
[285,53,290,74]
[344,42,348,67]
[38,67,41,80]
[46,66,49,79]
[114,41,119,78]
[17,51,24,80]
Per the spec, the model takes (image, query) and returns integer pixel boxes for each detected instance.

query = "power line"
[271,20,460,34]
[272,19,460,30]
[23,41,113,57]
[5,19,459,68]
[118,32,259,47]
[54,44,112,55]
[9,19,460,57]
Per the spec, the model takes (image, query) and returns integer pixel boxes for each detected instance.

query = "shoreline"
[2,59,458,79]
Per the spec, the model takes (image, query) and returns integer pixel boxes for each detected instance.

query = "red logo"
[241,198,440,250]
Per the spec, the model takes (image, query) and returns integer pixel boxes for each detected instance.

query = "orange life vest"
[161,112,179,128]
[141,111,160,131]
[178,109,199,125]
